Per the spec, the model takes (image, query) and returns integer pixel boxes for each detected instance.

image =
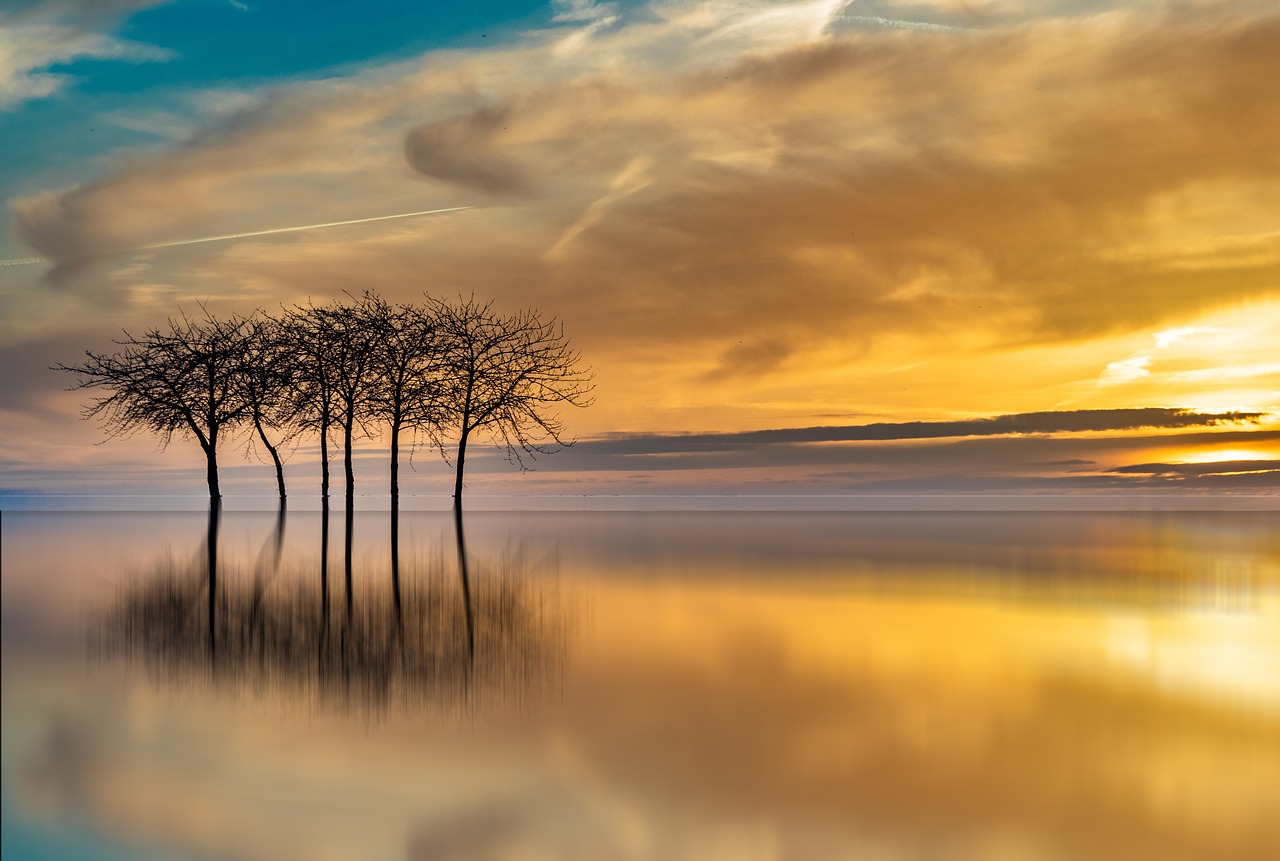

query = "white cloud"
[0,3,172,112]
[1153,326,1227,349]
[691,0,853,52]
[553,0,621,23]
[1096,317,1263,396]
[1099,355,1152,386]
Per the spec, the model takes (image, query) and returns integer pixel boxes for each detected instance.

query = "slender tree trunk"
[320,414,331,499]
[452,428,469,508]
[343,411,356,507]
[254,412,286,500]
[389,419,400,503]
[204,442,221,499]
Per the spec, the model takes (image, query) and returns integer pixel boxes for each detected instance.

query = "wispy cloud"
[837,14,971,34]
[1100,327,1240,387]
[0,207,473,267]
[0,1,171,112]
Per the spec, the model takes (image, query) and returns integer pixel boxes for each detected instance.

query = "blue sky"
[0,0,559,240]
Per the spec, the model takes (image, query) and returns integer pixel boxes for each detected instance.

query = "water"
[3,507,1278,860]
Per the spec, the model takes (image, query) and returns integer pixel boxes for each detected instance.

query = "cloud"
[837,14,971,33]
[581,408,1266,454]
[0,1,171,112]
[4,205,471,267]
[404,104,531,195]
[1099,327,1232,387]
[535,428,1280,495]
[5,0,1280,478]
[10,72,466,285]
[14,1,1280,338]
[1109,460,1280,477]
[1099,355,1152,386]
[702,337,794,381]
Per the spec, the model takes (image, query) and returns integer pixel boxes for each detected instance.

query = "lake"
[3,505,1278,860]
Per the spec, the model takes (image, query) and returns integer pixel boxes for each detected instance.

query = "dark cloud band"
[583,408,1266,454]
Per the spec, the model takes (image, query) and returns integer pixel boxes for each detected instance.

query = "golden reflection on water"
[3,509,1278,860]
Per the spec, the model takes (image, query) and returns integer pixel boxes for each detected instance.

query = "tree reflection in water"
[93,504,570,716]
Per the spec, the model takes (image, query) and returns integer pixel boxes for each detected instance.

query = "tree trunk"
[452,429,469,508]
[204,442,221,499]
[320,414,331,500]
[389,419,400,503]
[344,410,355,505]
[254,413,287,500]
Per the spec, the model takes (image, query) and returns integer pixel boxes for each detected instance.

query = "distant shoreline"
[3,492,1276,513]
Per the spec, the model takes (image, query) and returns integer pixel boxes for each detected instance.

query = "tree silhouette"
[292,299,379,621]
[235,313,296,501]
[431,296,594,507]
[283,305,341,501]
[361,293,446,506]
[60,295,593,503]
[306,300,379,505]
[57,310,251,499]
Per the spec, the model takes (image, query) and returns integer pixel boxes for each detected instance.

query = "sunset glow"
[1,0,1277,501]
[1173,449,1280,465]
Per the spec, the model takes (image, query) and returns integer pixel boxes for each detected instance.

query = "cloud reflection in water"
[4,509,1278,860]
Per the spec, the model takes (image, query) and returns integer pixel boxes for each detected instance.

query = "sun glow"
[1174,448,1280,465]
[1089,301,1280,417]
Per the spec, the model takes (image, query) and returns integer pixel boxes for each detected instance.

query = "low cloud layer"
[584,409,1267,453]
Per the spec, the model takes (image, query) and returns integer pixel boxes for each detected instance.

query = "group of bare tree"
[58,293,594,508]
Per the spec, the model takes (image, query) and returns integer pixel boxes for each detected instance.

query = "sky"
[1,0,1278,501]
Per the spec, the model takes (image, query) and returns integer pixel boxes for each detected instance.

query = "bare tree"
[57,310,251,499]
[289,299,380,622]
[431,296,594,507]
[361,293,446,506]
[282,305,341,500]
[313,300,380,504]
[362,291,447,619]
[235,313,296,501]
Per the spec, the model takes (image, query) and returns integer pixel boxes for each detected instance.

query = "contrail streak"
[141,206,474,249]
[838,14,971,33]
[0,205,473,266]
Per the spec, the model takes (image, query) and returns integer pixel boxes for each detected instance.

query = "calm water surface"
[3,508,1278,860]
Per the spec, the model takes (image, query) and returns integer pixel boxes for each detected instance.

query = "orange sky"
[1,0,1277,499]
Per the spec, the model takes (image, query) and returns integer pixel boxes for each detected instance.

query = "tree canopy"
[431,296,594,506]
[58,309,253,499]
[58,294,593,503]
